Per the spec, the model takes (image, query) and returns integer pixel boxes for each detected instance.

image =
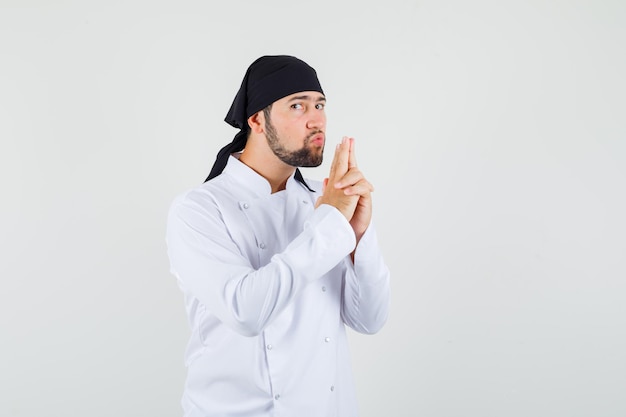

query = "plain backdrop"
[1,1,625,416]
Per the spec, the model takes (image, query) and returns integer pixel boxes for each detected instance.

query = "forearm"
[341,223,391,334]
[168,203,356,336]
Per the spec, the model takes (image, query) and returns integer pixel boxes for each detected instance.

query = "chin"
[301,157,323,168]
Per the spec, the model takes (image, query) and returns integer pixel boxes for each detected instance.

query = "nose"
[307,110,326,130]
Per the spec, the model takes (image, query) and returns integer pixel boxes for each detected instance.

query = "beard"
[264,118,324,167]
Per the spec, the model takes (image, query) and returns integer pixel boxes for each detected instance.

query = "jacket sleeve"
[166,194,356,337]
[340,222,391,334]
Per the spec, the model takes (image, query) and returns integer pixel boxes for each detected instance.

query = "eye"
[315,103,325,110]
[291,103,304,110]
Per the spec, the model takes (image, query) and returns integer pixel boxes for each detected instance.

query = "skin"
[240,91,374,246]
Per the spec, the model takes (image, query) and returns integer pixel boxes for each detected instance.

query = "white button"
[274,394,280,400]
[242,203,249,209]
[259,242,266,249]
[325,337,330,343]
[267,344,272,350]
[321,286,326,292]
[330,385,335,392]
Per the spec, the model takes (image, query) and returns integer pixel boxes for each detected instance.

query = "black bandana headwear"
[204,55,324,191]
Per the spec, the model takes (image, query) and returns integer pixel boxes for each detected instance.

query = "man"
[166,55,390,417]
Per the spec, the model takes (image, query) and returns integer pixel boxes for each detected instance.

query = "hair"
[262,103,273,123]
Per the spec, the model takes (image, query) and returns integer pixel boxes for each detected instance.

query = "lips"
[309,133,325,146]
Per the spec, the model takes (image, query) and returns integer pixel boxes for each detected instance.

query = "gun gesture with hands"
[316,136,374,244]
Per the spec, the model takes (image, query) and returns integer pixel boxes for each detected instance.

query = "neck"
[239,140,295,194]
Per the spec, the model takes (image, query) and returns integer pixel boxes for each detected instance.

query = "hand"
[316,137,374,244]
[315,137,359,221]
[335,138,373,243]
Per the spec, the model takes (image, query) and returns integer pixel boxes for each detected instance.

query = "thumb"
[316,178,330,208]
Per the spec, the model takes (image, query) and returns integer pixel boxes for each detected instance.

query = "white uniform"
[166,155,391,417]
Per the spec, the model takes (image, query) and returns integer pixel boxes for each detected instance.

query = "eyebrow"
[287,95,326,103]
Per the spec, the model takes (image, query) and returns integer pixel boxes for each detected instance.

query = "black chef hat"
[204,55,324,190]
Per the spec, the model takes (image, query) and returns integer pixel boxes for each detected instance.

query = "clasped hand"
[315,137,374,243]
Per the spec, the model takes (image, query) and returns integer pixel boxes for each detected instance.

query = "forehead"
[275,91,326,104]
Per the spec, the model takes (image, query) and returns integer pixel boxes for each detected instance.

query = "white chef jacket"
[166,155,390,417]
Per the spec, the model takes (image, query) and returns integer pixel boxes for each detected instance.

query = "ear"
[247,111,265,134]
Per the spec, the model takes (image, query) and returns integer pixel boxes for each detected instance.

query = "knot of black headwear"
[205,55,324,191]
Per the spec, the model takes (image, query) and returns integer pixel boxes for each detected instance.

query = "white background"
[1,1,625,416]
